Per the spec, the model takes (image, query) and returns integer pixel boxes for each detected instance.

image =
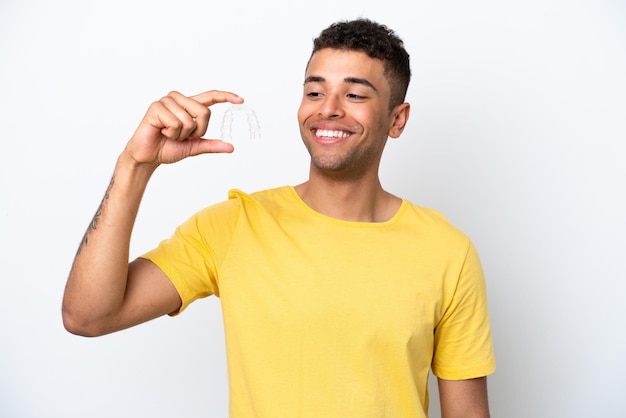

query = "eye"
[347,93,366,100]
[305,90,324,100]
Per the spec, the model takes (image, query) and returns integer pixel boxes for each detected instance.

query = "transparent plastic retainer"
[220,104,261,142]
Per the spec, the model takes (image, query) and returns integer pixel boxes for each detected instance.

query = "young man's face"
[298,48,402,179]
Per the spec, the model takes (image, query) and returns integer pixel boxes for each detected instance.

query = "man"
[63,19,495,417]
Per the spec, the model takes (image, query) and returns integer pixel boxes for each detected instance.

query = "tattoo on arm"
[76,176,115,256]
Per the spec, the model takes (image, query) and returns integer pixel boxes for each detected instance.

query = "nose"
[318,95,344,119]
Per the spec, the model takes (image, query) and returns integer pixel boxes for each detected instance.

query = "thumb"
[186,138,235,156]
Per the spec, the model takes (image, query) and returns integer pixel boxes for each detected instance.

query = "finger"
[154,90,245,141]
[185,138,235,156]
[139,100,183,141]
[163,91,242,139]
[188,91,244,140]
[189,90,244,107]
[158,94,206,140]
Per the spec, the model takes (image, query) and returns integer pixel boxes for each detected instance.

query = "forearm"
[62,90,242,336]
[62,151,157,335]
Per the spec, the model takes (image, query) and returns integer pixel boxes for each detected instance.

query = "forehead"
[305,48,388,88]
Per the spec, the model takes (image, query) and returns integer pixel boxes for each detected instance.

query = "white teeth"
[315,129,350,138]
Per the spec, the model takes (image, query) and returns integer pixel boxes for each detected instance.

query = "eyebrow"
[304,76,379,93]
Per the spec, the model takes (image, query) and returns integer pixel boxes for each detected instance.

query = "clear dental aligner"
[220,104,261,142]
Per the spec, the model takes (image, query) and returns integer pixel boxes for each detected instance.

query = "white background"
[1,0,625,417]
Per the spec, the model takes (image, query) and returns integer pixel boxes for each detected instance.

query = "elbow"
[61,304,108,337]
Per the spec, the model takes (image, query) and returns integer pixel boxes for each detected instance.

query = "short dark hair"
[309,18,411,109]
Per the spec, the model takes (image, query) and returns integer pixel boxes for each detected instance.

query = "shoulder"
[228,186,294,202]
[189,186,292,218]
[225,186,298,213]
[400,200,471,245]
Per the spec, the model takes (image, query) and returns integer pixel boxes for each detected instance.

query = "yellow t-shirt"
[142,186,495,417]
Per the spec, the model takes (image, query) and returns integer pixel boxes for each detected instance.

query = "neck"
[294,174,401,223]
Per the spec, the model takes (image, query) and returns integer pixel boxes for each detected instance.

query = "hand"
[125,90,244,166]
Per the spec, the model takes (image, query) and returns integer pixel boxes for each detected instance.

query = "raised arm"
[62,90,243,337]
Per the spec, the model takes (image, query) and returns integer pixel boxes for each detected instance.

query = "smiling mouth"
[314,129,351,139]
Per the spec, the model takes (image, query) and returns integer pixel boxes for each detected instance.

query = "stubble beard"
[307,144,381,182]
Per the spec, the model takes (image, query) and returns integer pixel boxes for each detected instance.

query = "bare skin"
[62,50,491,417]
[62,90,242,337]
[295,49,410,222]
[439,377,491,418]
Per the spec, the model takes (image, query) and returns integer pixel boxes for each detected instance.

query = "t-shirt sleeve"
[140,199,240,315]
[431,241,496,380]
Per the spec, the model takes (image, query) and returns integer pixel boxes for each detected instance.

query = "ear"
[388,102,410,139]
